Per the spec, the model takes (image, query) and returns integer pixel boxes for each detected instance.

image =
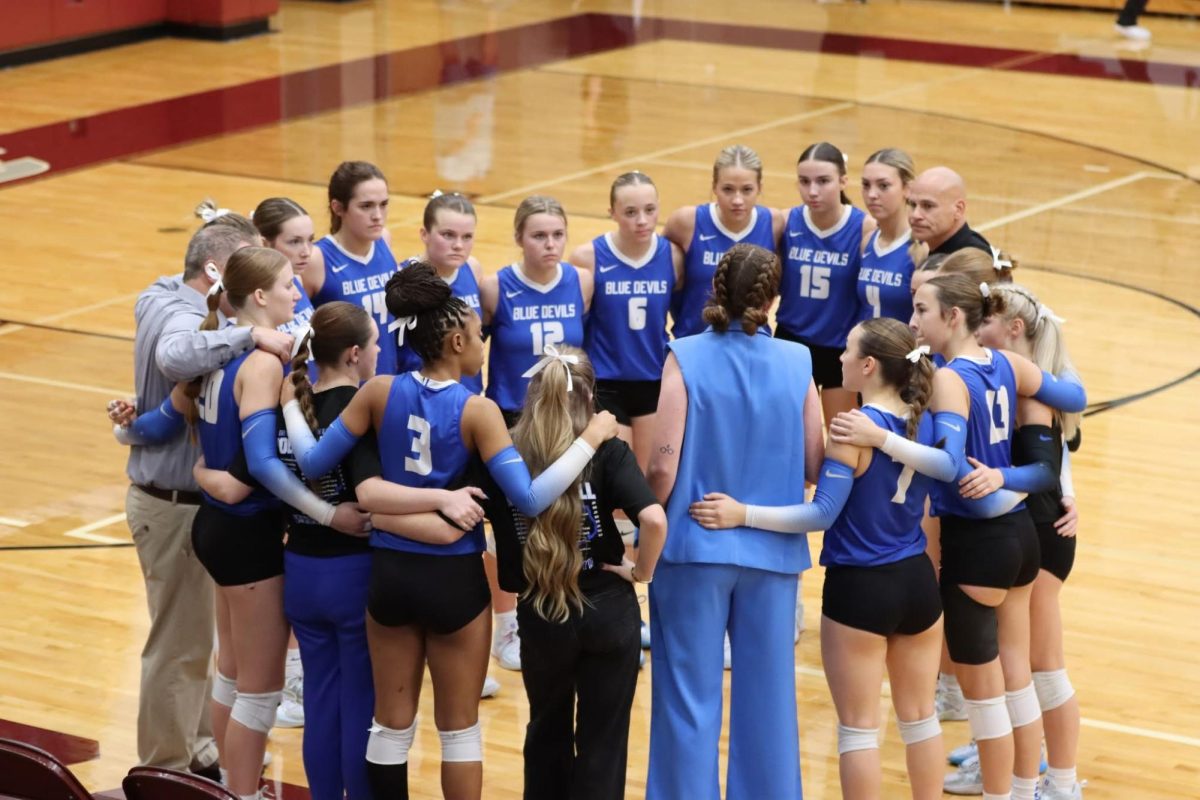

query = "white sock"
[940,672,962,694]
[285,648,302,679]
[982,793,1011,800]
[1012,775,1038,800]
[493,610,517,641]
[1047,766,1077,787]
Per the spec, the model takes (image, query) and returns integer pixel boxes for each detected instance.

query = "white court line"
[977,172,1153,233]
[0,291,141,338]
[0,516,30,527]
[796,663,1199,747]
[475,102,856,204]
[63,512,129,545]
[0,371,129,397]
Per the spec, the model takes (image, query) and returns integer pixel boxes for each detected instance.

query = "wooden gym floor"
[0,1,1197,797]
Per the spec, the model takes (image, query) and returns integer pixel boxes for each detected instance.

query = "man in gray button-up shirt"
[116,223,292,773]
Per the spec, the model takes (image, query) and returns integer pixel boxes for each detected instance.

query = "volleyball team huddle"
[111,141,1088,800]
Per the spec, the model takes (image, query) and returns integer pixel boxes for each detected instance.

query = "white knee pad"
[1032,669,1075,712]
[836,724,879,755]
[965,695,1013,741]
[212,671,237,709]
[366,717,418,765]
[1005,682,1042,729]
[897,714,941,746]
[230,690,282,734]
[439,721,483,763]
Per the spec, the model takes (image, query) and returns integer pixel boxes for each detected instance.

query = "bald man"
[907,166,991,256]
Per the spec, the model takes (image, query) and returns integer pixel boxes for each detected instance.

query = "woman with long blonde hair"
[477,345,666,799]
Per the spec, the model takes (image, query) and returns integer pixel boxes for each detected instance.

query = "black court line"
[0,319,135,342]
[0,542,134,552]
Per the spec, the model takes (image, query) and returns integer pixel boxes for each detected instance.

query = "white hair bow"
[522,344,580,392]
[990,246,1013,271]
[206,277,224,297]
[290,324,314,360]
[1036,304,1065,327]
[979,282,991,298]
[198,205,232,224]
[906,345,931,363]
[387,316,417,347]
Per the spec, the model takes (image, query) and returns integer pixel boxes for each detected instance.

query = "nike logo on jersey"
[788,230,805,237]
[330,263,350,274]
[241,418,265,439]
[499,457,524,465]
[1039,434,1053,442]
[505,289,524,299]
[598,264,620,274]
[699,234,718,241]
[824,469,851,480]
[938,420,963,432]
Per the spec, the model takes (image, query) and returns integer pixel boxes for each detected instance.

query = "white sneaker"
[480,674,501,698]
[1114,23,1151,40]
[492,618,522,671]
[723,633,732,670]
[274,675,304,728]
[936,683,968,721]
[943,753,983,795]
[641,620,651,649]
[795,599,805,642]
[948,739,978,766]
[1041,777,1084,800]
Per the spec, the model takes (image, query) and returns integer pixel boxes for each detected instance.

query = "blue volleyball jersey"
[931,349,1024,519]
[663,328,813,574]
[857,230,914,324]
[279,277,317,382]
[393,258,485,394]
[486,263,585,412]
[671,203,776,339]
[585,233,674,381]
[196,349,279,515]
[821,406,932,567]
[371,372,485,556]
[778,205,867,347]
[313,235,400,376]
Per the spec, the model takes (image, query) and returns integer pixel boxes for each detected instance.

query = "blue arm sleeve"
[114,396,186,445]
[242,409,334,526]
[743,458,854,533]
[962,486,1028,517]
[879,411,968,483]
[1033,371,1087,412]
[282,401,361,479]
[486,441,595,518]
[999,463,1058,494]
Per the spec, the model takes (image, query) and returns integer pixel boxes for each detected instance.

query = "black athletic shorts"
[367,549,491,634]
[595,379,662,426]
[1036,521,1076,582]
[940,509,1039,589]
[192,503,285,587]
[775,326,843,389]
[822,553,942,637]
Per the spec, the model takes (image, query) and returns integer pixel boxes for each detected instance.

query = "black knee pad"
[942,583,999,665]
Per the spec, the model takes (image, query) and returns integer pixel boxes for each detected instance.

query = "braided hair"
[702,243,780,335]
[855,318,934,440]
[384,261,470,364]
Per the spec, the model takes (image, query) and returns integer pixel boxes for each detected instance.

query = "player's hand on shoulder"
[829,409,886,448]
[582,410,619,448]
[251,326,295,364]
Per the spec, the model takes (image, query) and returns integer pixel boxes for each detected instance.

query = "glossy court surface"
[0,1,1198,797]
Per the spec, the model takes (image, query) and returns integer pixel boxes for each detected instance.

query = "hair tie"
[979,282,991,298]
[990,246,1013,271]
[387,316,418,347]
[905,345,931,363]
[290,324,314,360]
[522,344,580,392]
[1036,304,1065,327]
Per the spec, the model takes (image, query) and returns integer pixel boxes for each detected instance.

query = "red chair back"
[122,767,240,800]
[0,738,93,800]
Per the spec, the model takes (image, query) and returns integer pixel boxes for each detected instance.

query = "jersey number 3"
[405,415,432,476]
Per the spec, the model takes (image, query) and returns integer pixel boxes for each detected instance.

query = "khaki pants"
[126,485,217,769]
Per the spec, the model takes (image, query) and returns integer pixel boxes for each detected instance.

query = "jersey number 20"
[196,371,224,425]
